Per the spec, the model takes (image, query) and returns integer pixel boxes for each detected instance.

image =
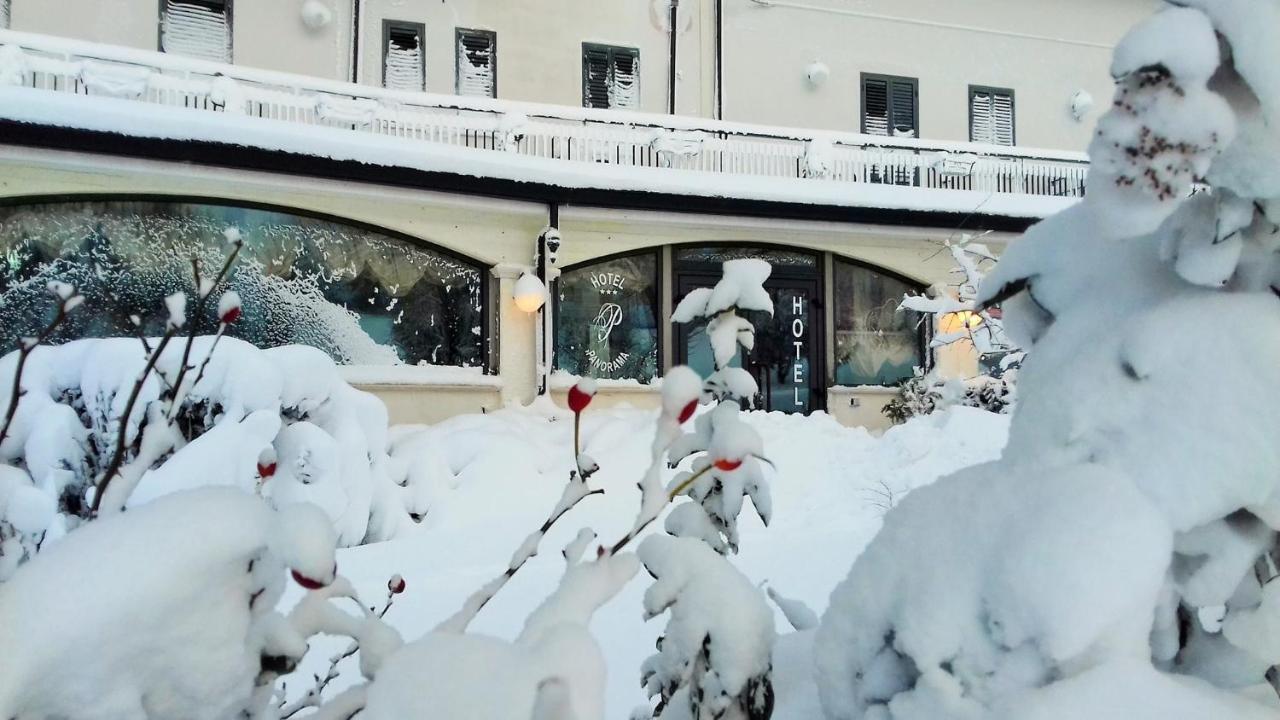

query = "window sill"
[339,365,503,388]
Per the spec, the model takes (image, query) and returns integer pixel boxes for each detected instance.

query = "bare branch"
[0,291,82,448]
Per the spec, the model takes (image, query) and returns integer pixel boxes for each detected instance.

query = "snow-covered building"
[0,1,1154,427]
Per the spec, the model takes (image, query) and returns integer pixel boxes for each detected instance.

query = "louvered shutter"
[992,91,1014,145]
[971,90,993,143]
[384,23,425,92]
[971,88,1014,146]
[583,45,612,109]
[863,78,889,136]
[889,79,917,138]
[456,30,495,98]
[161,0,232,63]
[0,0,10,30]
[610,49,639,109]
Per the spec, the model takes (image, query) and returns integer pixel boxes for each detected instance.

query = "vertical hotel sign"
[791,293,805,408]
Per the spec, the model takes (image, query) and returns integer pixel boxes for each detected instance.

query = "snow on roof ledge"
[0,86,1079,221]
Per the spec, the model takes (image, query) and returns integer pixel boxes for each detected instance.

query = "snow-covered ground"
[285,403,1009,717]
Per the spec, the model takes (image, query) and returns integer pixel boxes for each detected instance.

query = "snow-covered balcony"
[0,29,1089,220]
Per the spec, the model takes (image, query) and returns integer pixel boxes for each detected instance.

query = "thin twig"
[89,326,178,517]
[435,471,604,633]
[165,242,242,421]
[0,295,80,448]
[278,586,399,720]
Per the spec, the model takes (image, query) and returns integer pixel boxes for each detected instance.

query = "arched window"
[0,198,486,367]
[832,258,925,386]
[554,250,660,383]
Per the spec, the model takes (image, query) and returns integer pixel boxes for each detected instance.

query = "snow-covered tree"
[816,3,1280,718]
[631,258,778,720]
[884,235,1020,423]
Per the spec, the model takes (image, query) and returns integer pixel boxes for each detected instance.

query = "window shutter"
[0,0,10,30]
[890,79,916,138]
[971,90,994,143]
[456,30,495,98]
[992,91,1014,145]
[863,78,889,136]
[384,24,425,92]
[583,45,612,109]
[971,88,1013,146]
[161,0,232,63]
[609,49,639,110]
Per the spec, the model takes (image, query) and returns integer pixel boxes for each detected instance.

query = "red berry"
[677,400,698,424]
[388,574,406,594]
[567,382,596,413]
[257,462,276,479]
[291,562,336,590]
[713,458,743,472]
[220,306,242,325]
[291,569,325,590]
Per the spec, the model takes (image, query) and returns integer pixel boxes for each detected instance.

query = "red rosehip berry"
[713,458,743,472]
[291,562,336,590]
[292,569,325,590]
[567,381,596,413]
[677,399,698,424]
[220,306,242,325]
[388,574,406,595]
[257,462,276,479]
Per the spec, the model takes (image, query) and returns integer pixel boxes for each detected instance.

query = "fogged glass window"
[0,200,485,367]
[833,259,923,386]
[555,253,659,383]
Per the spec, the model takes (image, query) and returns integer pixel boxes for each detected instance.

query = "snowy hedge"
[0,335,407,554]
[817,3,1280,718]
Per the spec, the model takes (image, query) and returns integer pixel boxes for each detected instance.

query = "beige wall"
[358,0,709,116]
[10,0,356,80]
[722,0,1159,149]
[0,146,992,427]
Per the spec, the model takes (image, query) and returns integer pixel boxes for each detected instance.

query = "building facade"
[0,1,1155,428]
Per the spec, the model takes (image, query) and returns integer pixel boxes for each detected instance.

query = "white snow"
[0,85,1078,220]
[280,404,1009,717]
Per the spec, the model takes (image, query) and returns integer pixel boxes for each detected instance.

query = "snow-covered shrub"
[0,487,399,720]
[881,370,1015,424]
[631,259,777,720]
[892,234,1021,422]
[0,337,404,549]
[818,3,1280,718]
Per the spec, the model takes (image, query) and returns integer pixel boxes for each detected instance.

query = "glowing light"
[513,273,547,313]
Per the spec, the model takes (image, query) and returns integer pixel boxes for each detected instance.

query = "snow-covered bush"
[889,234,1021,423]
[630,259,777,720]
[0,487,400,720]
[881,370,1015,424]
[0,336,405,550]
[817,3,1280,718]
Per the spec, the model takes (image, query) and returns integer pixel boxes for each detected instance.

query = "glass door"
[675,274,822,414]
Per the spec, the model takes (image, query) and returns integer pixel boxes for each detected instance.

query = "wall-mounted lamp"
[805,61,830,89]
[300,0,333,30]
[513,272,548,313]
[939,311,983,333]
[1069,90,1094,122]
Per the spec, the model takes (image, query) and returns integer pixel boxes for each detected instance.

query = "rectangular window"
[582,43,639,110]
[861,74,917,138]
[970,86,1015,146]
[160,0,232,63]
[455,28,496,98]
[383,20,426,92]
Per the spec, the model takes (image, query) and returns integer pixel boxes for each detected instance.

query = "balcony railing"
[0,29,1089,201]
